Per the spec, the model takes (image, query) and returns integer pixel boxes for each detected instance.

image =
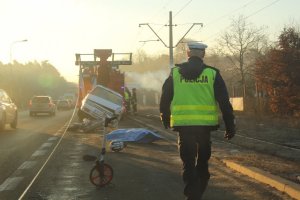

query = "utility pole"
[139,11,203,68]
[168,11,174,67]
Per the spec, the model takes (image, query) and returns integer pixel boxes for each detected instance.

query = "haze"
[1,0,299,83]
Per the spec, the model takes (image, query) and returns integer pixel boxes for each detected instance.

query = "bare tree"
[218,15,268,98]
[174,38,191,64]
[134,49,149,64]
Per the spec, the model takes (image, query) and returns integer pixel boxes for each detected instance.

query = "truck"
[75,49,132,121]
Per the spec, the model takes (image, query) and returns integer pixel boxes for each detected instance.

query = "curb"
[223,160,300,200]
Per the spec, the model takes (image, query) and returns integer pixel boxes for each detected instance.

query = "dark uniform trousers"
[178,126,211,200]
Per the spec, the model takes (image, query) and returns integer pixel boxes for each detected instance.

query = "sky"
[1,0,299,84]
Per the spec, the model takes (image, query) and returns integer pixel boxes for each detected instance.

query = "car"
[78,85,124,121]
[0,89,18,131]
[53,99,59,105]
[63,93,77,107]
[66,99,74,108]
[57,100,71,110]
[29,96,56,116]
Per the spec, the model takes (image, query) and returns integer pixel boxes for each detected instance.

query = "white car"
[0,89,18,131]
[80,85,124,121]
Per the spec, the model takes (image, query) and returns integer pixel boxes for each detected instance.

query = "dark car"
[29,96,56,116]
[0,89,18,131]
[57,100,71,110]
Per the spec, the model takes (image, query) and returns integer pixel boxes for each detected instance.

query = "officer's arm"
[160,76,173,116]
[159,76,173,128]
[214,72,235,134]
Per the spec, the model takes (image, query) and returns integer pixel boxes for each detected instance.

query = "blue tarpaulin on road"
[106,128,163,143]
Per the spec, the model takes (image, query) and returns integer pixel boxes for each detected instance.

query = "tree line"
[0,60,74,109]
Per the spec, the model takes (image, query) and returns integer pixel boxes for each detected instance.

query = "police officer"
[160,41,235,200]
[131,88,138,114]
[124,87,131,113]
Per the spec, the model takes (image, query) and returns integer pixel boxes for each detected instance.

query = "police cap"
[187,42,208,50]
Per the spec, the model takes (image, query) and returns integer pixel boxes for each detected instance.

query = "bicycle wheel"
[89,163,114,187]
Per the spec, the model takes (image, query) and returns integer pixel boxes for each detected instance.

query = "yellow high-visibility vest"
[171,67,219,127]
[124,92,130,101]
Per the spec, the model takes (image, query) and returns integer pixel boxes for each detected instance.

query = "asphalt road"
[0,110,293,200]
[0,109,73,200]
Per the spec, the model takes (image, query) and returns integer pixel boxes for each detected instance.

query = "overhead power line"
[174,0,193,18]
[130,0,173,52]
[203,0,282,43]
[189,0,257,39]
[137,0,194,53]
[139,11,203,67]
[245,0,281,19]
[206,0,257,28]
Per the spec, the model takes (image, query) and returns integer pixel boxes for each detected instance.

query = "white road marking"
[70,163,80,167]
[18,116,76,199]
[69,155,82,160]
[40,143,53,149]
[56,180,74,185]
[18,161,37,170]
[63,187,78,191]
[0,177,23,191]
[61,176,77,178]
[31,150,48,157]
[48,137,58,141]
